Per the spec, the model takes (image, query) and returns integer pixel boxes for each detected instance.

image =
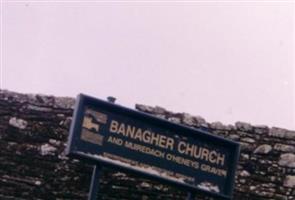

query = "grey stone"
[241,137,256,143]
[36,94,55,105]
[153,106,167,114]
[135,104,155,113]
[54,97,75,109]
[253,125,269,134]
[228,134,240,141]
[254,144,272,154]
[182,113,196,126]
[155,114,166,119]
[240,170,250,177]
[284,176,295,188]
[35,180,42,186]
[61,117,72,129]
[274,144,295,153]
[40,144,57,156]
[239,179,246,184]
[269,127,295,139]
[240,142,255,152]
[9,117,28,129]
[250,186,256,191]
[235,122,253,132]
[168,117,181,124]
[279,153,295,168]
[240,153,249,160]
[49,139,61,147]
[274,194,288,200]
[194,116,206,124]
[200,123,209,128]
[27,104,52,112]
[210,121,228,130]
[227,124,237,130]
[197,181,220,193]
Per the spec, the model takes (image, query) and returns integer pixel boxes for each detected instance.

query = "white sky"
[2,1,295,130]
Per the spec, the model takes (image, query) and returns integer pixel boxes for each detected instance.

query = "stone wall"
[0,90,294,200]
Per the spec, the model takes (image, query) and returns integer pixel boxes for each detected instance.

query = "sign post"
[66,94,240,200]
[186,192,195,200]
[88,165,102,200]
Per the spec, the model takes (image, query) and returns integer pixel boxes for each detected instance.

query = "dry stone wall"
[0,90,294,200]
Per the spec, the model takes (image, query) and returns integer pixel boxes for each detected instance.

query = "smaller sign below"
[66,94,240,200]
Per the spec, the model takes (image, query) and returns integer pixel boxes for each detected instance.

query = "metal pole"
[186,192,195,200]
[88,165,102,200]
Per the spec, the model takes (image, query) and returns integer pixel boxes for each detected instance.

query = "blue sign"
[66,94,240,199]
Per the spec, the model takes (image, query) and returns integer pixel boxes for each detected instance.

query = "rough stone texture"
[0,90,295,200]
[8,117,28,129]
[279,154,295,168]
[254,144,272,154]
[284,176,295,188]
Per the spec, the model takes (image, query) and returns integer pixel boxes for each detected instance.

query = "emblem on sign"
[80,107,107,146]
